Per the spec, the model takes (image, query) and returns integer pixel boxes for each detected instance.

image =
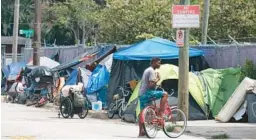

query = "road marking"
[8,136,35,140]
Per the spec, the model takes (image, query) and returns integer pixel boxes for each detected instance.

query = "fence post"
[207,35,220,47]
[228,35,240,67]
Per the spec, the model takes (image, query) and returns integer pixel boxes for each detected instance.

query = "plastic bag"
[73,91,85,107]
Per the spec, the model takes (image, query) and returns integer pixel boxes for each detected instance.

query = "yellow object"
[127,64,207,118]
[156,64,207,115]
[129,80,138,91]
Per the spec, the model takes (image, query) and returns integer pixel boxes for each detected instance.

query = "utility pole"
[33,0,41,65]
[178,0,190,118]
[12,0,20,63]
[201,0,210,44]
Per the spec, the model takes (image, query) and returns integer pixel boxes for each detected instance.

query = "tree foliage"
[240,59,256,82]
[1,0,256,45]
[1,0,34,36]
[208,0,256,40]
[45,0,101,45]
[96,0,175,44]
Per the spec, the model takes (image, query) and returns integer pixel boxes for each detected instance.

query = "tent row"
[1,45,116,107]
[2,37,252,123]
[122,64,242,122]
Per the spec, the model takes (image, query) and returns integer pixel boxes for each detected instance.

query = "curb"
[88,110,108,120]
[1,95,108,120]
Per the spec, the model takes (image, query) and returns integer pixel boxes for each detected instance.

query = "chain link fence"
[2,44,256,69]
[192,44,256,69]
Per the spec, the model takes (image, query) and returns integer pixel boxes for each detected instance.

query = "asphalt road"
[1,103,202,139]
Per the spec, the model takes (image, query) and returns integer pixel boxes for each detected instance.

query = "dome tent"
[108,37,208,108]
[122,64,208,123]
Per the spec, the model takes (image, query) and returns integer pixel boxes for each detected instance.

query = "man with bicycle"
[138,57,168,137]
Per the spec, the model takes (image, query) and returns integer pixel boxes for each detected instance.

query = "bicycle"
[108,86,131,119]
[140,87,187,138]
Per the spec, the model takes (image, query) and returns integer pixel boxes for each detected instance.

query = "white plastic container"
[92,101,102,111]
[216,77,256,122]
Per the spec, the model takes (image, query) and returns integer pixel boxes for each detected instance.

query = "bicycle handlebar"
[155,86,175,97]
[168,89,175,97]
[117,86,130,97]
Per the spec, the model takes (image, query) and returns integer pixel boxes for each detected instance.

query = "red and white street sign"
[176,30,184,47]
[172,5,200,28]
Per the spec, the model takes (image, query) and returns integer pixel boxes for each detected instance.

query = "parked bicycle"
[108,86,131,119]
[140,87,187,138]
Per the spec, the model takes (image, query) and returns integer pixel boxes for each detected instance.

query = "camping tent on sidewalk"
[108,37,208,106]
[197,68,241,117]
[27,56,60,68]
[122,64,208,122]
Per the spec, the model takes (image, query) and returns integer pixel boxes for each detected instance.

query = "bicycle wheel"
[60,97,73,118]
[142,107,158,138]
[118,102,127,118]
[78,99,89,119]
[108,103,116,119]
[163,108,187,138]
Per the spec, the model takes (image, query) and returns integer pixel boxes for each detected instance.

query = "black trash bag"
[28,66,53,78]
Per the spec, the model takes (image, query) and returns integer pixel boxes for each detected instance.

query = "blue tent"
[2,62,26,81]
[113,37,204,60]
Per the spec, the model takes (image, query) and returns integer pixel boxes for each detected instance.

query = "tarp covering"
[65,68,91,87]
[3,62,26,81]
[108,57,209,107]
[114,37,204,60]
[27,56,60,68]
[86,65,110,94]
[52,45,116,72]
[198,68,241,117]
[64,66,109,107]
[52,50,99,72]
[50,51,60,62]
[27,66,53,78]
[65,69,79,86]
[99,54,113,72]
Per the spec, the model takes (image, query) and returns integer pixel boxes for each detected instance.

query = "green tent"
[124,65,241,122]
[126,64,207,119]
[198,68,241,117]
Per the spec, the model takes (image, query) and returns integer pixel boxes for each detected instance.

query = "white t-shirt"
[139,67,157,95]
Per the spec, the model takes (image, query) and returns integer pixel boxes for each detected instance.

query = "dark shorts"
[139,90,165,110]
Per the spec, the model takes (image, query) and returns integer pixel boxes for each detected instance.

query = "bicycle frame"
[113,86,131,108]
[140,87,177,126]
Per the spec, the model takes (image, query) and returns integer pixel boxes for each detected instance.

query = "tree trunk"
[68,26,78,45]
[82,25,85,47]
[201,0,210,44]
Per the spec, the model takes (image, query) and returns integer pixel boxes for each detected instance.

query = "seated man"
[138,57,168,137]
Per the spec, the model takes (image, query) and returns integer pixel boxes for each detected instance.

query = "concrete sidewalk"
[185,120,256,139]
[1,96,108,119]
[2,96,256,139]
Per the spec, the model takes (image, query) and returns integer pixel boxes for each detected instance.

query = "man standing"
[138,57,168,137]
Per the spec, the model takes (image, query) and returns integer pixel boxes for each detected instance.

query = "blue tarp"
[114,37,204,60]
[2,62,26,81]
[65,69,79,86]
[64,66,110,107]
[86,65,110,94]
